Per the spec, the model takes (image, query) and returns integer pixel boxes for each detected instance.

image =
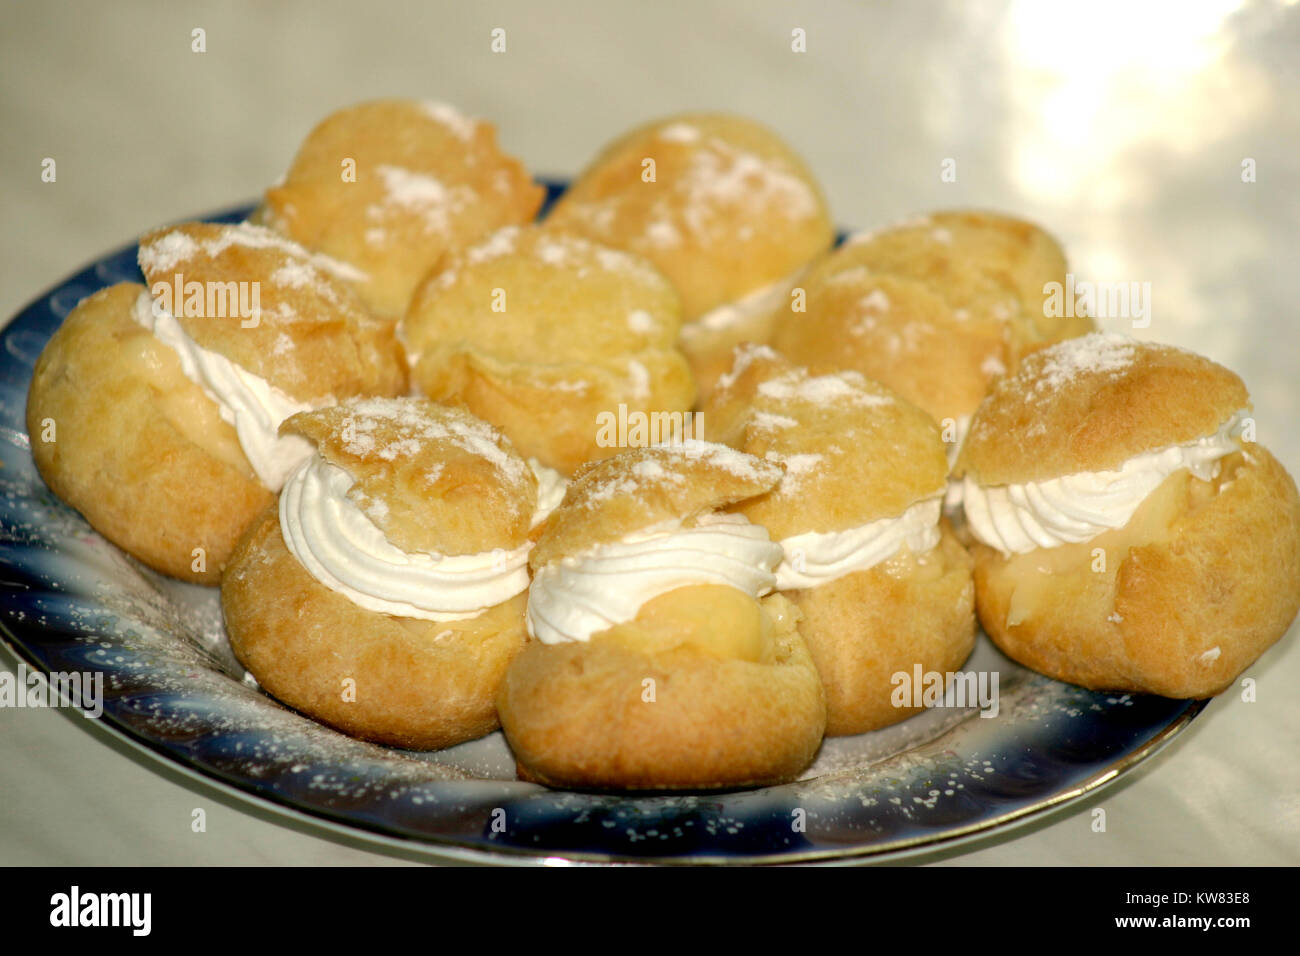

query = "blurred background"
[2,0,1297,865]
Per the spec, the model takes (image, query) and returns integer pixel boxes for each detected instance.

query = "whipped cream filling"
[680,271,795,342]
[775,494,943,589]
[528,458,568,526]
[944,414,971,467]
[942,414,972,517]
[280,455,534,621]
[132,290,317,490]
[962,412,1246,555]
[527,513,783,644]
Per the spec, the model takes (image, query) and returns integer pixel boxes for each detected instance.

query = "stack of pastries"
[26,98,1300,790]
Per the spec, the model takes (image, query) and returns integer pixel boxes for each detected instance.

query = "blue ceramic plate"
[0,188,1208,864]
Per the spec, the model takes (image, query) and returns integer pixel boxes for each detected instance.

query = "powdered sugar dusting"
[533,233,655,278]
[826,265,871,286]
[751,410,799,431]
[420,101,479,141]
[861,289,890,312]
[645,220,681,247]
[139,223,367,284]
[627,309,656,334]
[594,246,645,275]
[537,236,575,266]
[981,353,1007,378]
[688,142,817,220]
[465,225,521,265]
[137,231,199,274]
[657,122,701,143]
[334,397,526,485]
[584,440,779,510]
[271,261,325,291]
[376,165,446,210]
[631,459,671,481]
[765,450,824,491]
[369,165,473,236]
[843,215,934,247]
[758,370,893,408]
[446,228,659,286]
[567,133,819,251]
[673,139,818,235]
[667,438,780,484]
[715,342,781,393]
[201,223,360,278]
[360,494,389,524]
[626,359,650,399]
[1032,332,1137,395]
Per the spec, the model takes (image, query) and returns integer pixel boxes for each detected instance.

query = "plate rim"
[0,629,1212,865]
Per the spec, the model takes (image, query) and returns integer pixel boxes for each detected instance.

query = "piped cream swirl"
[526,513,783,644]
[775,495,943,589]
[132,290,317,489]
[962,413,1246,555]
[280,455,532,620]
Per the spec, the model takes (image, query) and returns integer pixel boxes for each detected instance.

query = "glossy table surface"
[1,0,1297,865]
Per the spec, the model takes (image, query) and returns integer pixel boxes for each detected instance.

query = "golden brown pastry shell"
[790,524,977,735]
[532,442,782,568]
[546,112,834,321]
[971,446,1300,698]
[138,222,408,404]
[258,99,544,320]
[27,283,269,584]
[497,594,826,789]
[957,336,1250,487]
[222,508,528,750]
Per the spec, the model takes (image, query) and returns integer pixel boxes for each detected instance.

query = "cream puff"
[543,113,834,389]
[256,99,544,319]
[401,224,696,474]
[497,440,827,789]
[704,345,977,734]
[223,398,555,749]
[770,210,1094,438]
[954,332,1300,698]
[26,222,407,584]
